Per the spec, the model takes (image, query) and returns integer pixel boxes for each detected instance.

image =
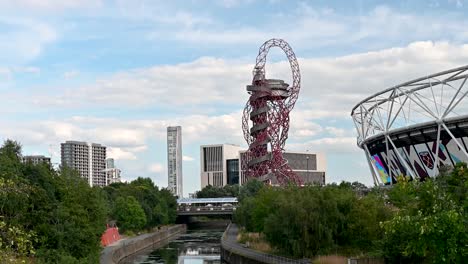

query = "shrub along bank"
[235,168,468,263]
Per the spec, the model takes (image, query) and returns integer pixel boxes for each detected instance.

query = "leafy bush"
[236,165,468,262]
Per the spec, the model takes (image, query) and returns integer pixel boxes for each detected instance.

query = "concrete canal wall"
[100,224,186,264]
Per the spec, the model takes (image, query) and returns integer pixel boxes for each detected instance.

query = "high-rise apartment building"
[167,126,183,197]
[22,155,51,165]
[105,158,121,185]
[200,144,243,188]
[61,141,107,187]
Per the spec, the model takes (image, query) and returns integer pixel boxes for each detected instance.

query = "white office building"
[200,144,243,188]
[167,126,183,197]
[239,151,326,185]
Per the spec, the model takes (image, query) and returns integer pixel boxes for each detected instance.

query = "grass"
[236,230,272,253]
[312,255,348,264]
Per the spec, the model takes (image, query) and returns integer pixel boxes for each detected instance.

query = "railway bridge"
[177,197,238,216]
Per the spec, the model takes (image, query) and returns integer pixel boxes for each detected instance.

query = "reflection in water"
[127,229,223,264]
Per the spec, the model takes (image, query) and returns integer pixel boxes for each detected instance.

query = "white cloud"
[183,155,194,161]
[6,41,468,145]
[287,137,359,154]
[148,163,164,173]
[0,111,246,164]
[220,0,244,8]
[325,127,353,137]
[0,0,103,12]
[38,57,251,108]
[14,66,40,74]
[63,70,79,79]
[0,67,12,79]
[108,147,137,160]
[448,0,464,7]
[162,5,468,48]
[0,17,57,64]
[116,1,211,29]
[32,41,468,125]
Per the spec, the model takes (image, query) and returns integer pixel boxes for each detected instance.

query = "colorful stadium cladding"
[352,65,468,185]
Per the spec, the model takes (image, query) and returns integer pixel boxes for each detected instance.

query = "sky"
[2,0,468,196]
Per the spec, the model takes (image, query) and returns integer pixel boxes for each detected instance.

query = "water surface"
[126,229,223,264]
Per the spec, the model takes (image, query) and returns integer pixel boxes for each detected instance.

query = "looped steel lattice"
[242,39,302,185]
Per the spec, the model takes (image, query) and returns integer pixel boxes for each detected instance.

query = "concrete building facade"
[200,144,243,188]
[105,158,121,185]
[167,126,183,197]
[61,141,107,187]
[22,155,51,165]
[240,151,326,185]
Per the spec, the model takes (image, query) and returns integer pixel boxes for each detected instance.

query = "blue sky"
[2,0,468,196]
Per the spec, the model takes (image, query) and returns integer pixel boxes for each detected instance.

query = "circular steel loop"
[242,39,302,185]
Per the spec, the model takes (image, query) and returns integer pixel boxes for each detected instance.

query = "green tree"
[196,184,240,198]
[238,179,263,202]
[0,140,108,263]
[103,177,177,229]
[0,140,23,182]
[382,166,468,263]
[236,182,391,258]
[0,178,37,262]
[114,196,147,231]
[159,188,177,224]
[153,200,169,225]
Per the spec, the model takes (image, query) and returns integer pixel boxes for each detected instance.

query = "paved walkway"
[221,223,310,264]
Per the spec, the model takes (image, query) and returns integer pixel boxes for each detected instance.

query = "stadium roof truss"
[351,65,468,185]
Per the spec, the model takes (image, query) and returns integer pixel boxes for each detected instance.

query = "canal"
[121,228,223,264]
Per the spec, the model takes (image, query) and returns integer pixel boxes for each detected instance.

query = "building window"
[226,159,239,185]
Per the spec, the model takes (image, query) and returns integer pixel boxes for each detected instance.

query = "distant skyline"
[1,1,468,196]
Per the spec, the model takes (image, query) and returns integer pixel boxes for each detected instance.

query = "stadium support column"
[363,144,380,186]
[386,135,416,179]
[441,123,468,158]
[434,124,441,175]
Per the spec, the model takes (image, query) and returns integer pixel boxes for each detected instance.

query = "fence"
[220,223,310,264]
[348,258,384,264]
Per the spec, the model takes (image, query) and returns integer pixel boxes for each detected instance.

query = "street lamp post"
[306,156,309,176]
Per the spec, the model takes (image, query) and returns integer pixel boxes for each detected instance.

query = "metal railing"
[177,206,235,215]
[221,223,310,264]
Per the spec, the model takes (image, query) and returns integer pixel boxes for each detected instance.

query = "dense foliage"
[0,140,177,263]
[236,168,468,263]
[103,178,177,231]
[195,184,240,198]
[236,182,390,257]
[381,166,468,263]
[0,140,107,263]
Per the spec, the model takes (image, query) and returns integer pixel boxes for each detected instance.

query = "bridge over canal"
[177,197,238,216]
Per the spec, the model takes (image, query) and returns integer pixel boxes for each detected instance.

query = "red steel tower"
[242,39,302,185]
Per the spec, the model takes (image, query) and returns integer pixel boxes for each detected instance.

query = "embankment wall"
[100,224,186,264]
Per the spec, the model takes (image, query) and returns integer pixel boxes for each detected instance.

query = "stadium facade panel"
[351,65,468,185]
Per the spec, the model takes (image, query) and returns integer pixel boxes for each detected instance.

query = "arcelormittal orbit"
[242,38,302,185]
